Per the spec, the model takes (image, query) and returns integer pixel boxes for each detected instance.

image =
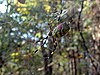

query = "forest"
[0,0,100,75]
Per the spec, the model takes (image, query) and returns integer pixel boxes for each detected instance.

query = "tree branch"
[77,0,97,71]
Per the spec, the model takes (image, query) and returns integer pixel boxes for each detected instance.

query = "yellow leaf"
[84,1,89,6]
[17,2,27,7]
[17,8,21,11]
[44,5,51,13]
[35,32,41,38]
[14,0,17,5]
[15,52,19,56]
[11,53,16,57]
[15,59,19,62]
[46,0,48,1]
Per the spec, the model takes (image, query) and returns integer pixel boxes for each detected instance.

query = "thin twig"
[77,0,97,71]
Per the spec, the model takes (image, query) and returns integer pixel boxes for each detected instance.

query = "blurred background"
[0,0,100,75]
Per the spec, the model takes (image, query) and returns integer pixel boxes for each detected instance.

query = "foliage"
[0,0,100,75]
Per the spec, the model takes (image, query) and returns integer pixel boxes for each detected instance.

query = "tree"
[0,0,100,75]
